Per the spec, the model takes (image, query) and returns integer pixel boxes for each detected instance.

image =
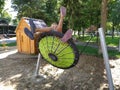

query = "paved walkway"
[0,37,16,44]
[0,49,17,59]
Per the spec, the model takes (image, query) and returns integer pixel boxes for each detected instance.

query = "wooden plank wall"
[16,18,37,54]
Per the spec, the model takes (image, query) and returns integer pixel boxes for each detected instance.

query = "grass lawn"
[78,35,120,47]
[106,36,119,46]
[77,44,120,59]
[77,45,98,56]
[77,35,120,58]
[0,42,16,47]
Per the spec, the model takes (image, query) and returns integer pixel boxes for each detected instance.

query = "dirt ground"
[0,48,120,90]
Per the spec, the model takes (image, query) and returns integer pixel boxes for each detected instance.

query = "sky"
[4,0,18,19]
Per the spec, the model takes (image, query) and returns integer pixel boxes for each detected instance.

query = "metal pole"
[34,53,41,77]
[98,28,114,90]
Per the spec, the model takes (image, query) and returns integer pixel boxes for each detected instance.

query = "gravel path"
[0,50,120,90]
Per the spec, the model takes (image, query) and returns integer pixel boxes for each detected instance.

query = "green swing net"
[37,31,79,69]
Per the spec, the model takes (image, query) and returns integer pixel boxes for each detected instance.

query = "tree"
[98,0,108,54]
[0,0,5,16]
[11,0,102,34]
[0,0,12,24]
[101,0,108,31]
[108,0,120,38]
[1,10,12,23]
[11,0,58,25]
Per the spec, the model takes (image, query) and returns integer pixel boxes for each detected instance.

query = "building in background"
[0,18,16,37]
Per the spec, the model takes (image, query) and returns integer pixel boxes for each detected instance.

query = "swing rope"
[79,33,94,55]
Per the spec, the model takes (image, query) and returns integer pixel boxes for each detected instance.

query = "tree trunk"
[98,0,108,54]
[112,22,115,39]
[101,0,108,31]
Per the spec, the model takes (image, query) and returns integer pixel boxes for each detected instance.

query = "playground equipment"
[23,17,79,69]
[18,16,114,89]
[15,17,45,54]
[14,16,114,89]
[37,30,79,69]
[33,27,114,90]
[15,6,114,89]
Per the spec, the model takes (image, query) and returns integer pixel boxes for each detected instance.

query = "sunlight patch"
[0,74,22,90]
[0,85,16,90]
[41,64,64,79]
[9,74,22,79]
[0,50,17,59]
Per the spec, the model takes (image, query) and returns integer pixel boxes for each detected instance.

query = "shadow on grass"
[76,44,120,59]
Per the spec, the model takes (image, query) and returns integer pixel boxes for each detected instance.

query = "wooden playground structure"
[15,17,43,54]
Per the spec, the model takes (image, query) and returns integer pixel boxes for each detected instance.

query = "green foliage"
[0,0,5,14]
[61,0,101,31]
[11,0,120,31]
[108,0,120,24]
[11,0,59,25]
[0,0,12,24]
[11,0,102,30]
[108,0,120,31]
[12,19,19,25]
[0,10,12,23]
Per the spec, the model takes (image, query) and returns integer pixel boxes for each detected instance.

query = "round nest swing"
[37,31,79,69]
